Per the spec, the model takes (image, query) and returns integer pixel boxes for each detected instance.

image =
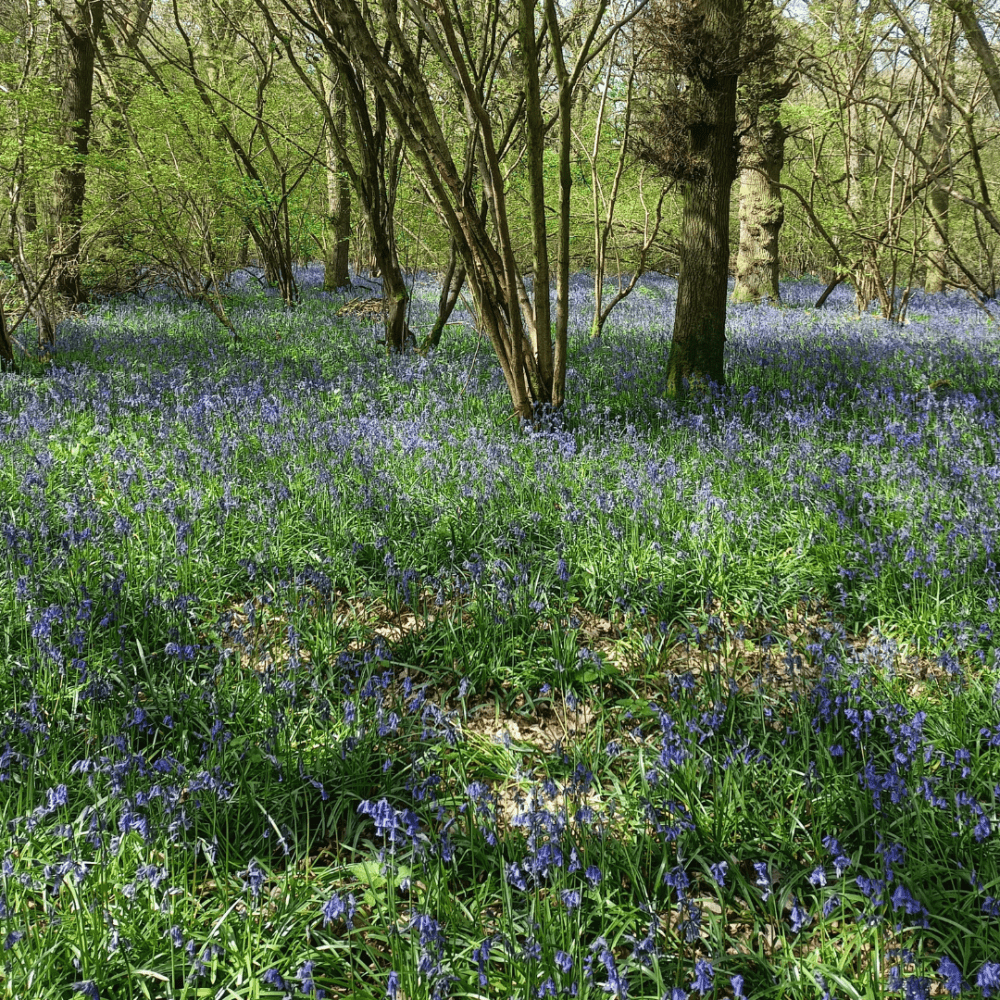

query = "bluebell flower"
[322,891,356,929]
[977,962,1000,997]
[71,983,100,1000]
[523,938,542,962]
[472,937,492,986]
[560,889,582,910]
[903,976,930,1000]
[239,858,267,900]
[690,959,714,996]
[789,897,810,933]
[600,946,628,998]
[709,861,728,887]
[585,865,603,887]
[297,960,324,997]
[386,970,400,999]
[4,930,24,950]
[938,955,965,995]
[555,950,573,973]
[753,861,771,901]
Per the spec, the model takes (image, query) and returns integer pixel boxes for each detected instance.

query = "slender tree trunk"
[237,226,250,268]
[732,119,786,304]
[423,240,466,350]
[925,6,954,294]
[380,253,409,353]
[519,0,552,391]
[846,4,878,313]
[323,60,352,290]
[666,0,741,397]
[52,0,105,311]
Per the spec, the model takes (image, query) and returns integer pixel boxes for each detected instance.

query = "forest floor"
[1,266,998,999]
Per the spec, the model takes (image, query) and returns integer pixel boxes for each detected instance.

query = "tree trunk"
[925,6,954,294]
[423,241,466,350]
[0,295,16,374]
[732,119,786,304]
[666,0,741,398]
[323,60,352,291]
[846,3,878,313]
[52,0,105,312]
[520,0,553,391]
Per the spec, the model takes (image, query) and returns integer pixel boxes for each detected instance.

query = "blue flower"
[708,861,728,887]
[239,858,266,900]
[322,891,356,929]
[938,955,965,995]
[789,897,810,933]
[386,970,400,999]
[753,862,771,901]
[809,866,827,887]
[691,959,713,996]
[261,968,286,989]
[71,983,100,1000]
[977,962,1000,997]
[297,960,324,997]
[730,974,746,999]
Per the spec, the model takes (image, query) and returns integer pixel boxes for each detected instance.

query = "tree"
[270,0,641,415]
[0,291,16,373]
[256,3,414,350]
[319,59,351,291]
[732,0,792,305]
[49,0,106,312]
[923,5,955,294]
[633,0,746,396]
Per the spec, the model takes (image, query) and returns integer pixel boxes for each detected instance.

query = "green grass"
[0,271,999,999]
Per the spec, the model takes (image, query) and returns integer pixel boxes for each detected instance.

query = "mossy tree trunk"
[732,118,786,305]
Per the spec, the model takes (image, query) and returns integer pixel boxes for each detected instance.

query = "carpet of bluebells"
[1,264,1000,1000]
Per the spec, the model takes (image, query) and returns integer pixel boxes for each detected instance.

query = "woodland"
[1,2,1000,1000]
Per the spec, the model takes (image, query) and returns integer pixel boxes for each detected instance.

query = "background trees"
[2,0,1000,408]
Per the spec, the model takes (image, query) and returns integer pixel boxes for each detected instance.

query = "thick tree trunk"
[666,0,741,398]
[52,0,105,312]
[732,120,785,304]
[323,62,352,291]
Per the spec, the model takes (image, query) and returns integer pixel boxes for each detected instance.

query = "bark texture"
[664,0,742,396]
[52,0,105,312]
[669,100,739,395]
[323,61,352,291]
[0,296,16,374]
[925,6,954,294]
[732,118,785,304]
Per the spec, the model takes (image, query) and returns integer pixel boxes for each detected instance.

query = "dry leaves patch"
[205,587,966,756]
